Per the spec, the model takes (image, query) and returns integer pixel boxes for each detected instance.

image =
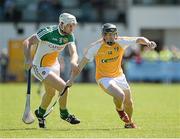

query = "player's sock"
[35,107,46,128]
[60,108,69,119]
[38,107,46,118]
[116,109,130,123]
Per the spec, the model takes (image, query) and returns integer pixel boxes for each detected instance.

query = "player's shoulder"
[37,25,57,34]
[66,33,75,43]
[88,38,103,49]
[45,25,58,30]
[36,25,59,41]
[84,39,103,55]
[67,32,75,38]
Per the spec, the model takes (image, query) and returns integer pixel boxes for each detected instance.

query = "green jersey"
[33,25,75,67]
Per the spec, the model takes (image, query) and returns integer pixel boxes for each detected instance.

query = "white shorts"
[98,74,130,90]
[31,63,60,82]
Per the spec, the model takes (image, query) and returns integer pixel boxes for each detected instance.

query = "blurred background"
[0,0,180,83]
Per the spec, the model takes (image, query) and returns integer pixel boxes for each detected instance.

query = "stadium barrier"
[125,60,180,82]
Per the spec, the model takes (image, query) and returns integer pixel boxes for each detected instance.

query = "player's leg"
[37,82,44,96]
[123,89,137,128]
[32,64,66,92]
[32,65,80,125]
[43,69,80,124]
[32,65,66,128]
[43,71,66,92]
[59,88,68,109]
[58,83,80,124]
[99,78,130,123]
[59,90,80,124]
[41,83,56,109]
[124,89,133,122]
[106,83,125,111]
[107,83,130,123]
[35,82,56,128]
[114,74,137,128]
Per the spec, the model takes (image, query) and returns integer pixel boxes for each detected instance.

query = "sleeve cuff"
[36,34,41,41]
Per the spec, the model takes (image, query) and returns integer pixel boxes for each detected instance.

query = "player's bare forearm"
[136,37,151,46]
[69,56,82,81]
[68,43,78,65]
[68,43,80,81]
[70,53,78,65]
[67,57,89,87]
[70,52,79,77]
[23,34,39,69]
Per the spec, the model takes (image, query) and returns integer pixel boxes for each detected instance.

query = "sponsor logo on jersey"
[101,56,119,63]
[48,44,64,50]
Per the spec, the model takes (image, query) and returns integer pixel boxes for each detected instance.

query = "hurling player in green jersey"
[23,13,80,128]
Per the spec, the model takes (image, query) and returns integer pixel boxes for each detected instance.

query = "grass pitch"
[0,83,179,138]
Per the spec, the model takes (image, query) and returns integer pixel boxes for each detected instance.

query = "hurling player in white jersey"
[23,13,80,128]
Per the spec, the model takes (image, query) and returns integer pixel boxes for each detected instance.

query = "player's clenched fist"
[149,41,157,49]
[25,60,32,70]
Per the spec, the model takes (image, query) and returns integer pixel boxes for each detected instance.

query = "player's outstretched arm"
[66,56,89,87]
[23,34,39,70]
[68,43,79,78]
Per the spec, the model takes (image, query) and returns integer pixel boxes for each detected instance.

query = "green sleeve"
[68,33,75,43]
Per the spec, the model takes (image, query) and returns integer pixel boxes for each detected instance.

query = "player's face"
[63,23,76,34]
[103,32,117,45]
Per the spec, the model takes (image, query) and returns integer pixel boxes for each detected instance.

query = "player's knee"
[119,92,125,101]
[56,83,65,92]
[114,92,125,102]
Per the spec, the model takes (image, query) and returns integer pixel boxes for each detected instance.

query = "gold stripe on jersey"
[95,42,124,80]
[40,51,59,67]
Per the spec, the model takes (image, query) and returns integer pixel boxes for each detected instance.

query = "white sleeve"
[118,37,137,49]
[84,45,99,61]
[67,41,76,47]
[35,34,41,41]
